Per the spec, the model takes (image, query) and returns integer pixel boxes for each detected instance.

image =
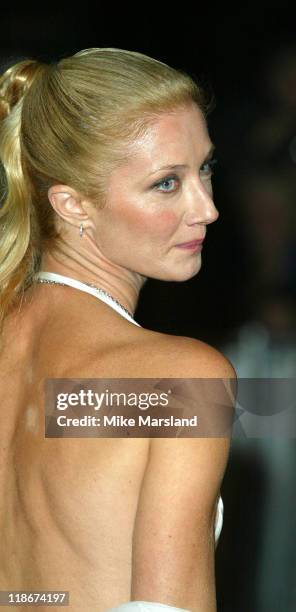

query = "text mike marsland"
[56,414,199,428]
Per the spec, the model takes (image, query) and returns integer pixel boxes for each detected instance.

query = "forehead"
[121,103,210,173]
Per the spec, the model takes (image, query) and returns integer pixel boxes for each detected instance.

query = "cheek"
[125,207,179,237]
[155,210,179,234]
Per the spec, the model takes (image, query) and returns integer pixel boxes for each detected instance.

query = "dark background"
[1,5,295,611]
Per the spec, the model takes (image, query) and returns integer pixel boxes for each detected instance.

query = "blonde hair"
[0,47,211,336]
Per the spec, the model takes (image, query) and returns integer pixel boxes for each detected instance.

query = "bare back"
[0,284,233,611]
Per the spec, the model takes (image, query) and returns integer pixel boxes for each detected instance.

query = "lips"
[176,238,205,247]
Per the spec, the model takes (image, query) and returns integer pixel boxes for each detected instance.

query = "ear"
[48,184,90,230]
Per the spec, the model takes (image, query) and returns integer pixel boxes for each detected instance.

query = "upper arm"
[131,438,228,611]
[130,341,237,611]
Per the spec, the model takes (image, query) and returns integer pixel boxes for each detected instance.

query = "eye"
[151,158,218,194]
[200,157,218,177]
[152,174,180,194]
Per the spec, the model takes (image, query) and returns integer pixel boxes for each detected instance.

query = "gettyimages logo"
[55,387,170,411]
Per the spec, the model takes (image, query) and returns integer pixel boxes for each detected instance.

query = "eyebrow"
[147,143,216,176]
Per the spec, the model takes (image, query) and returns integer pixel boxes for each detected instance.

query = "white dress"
[34,271,224,546]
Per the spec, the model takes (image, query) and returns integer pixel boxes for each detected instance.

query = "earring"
[79,223,84,238]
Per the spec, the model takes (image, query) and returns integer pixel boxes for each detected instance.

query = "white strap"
[215,495,224,544]
[34,271,141,327]
[106,602,190,612]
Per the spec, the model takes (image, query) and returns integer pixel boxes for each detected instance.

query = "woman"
[0,48,237,611]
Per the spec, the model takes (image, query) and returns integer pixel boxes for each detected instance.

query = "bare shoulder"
[170,334,237,376]
[137,327,237,379]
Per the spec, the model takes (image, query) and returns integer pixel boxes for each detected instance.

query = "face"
[90,102,219,282]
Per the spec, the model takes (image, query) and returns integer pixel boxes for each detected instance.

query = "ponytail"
[0,60,46,336]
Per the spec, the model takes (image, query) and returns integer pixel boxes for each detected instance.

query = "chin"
[156,259,202,282]
[174,257,202,281]
[171,268,201,282]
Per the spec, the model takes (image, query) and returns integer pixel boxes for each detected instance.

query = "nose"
[184,183,219,226]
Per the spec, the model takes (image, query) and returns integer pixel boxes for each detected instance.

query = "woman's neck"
[40,240,147,317]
